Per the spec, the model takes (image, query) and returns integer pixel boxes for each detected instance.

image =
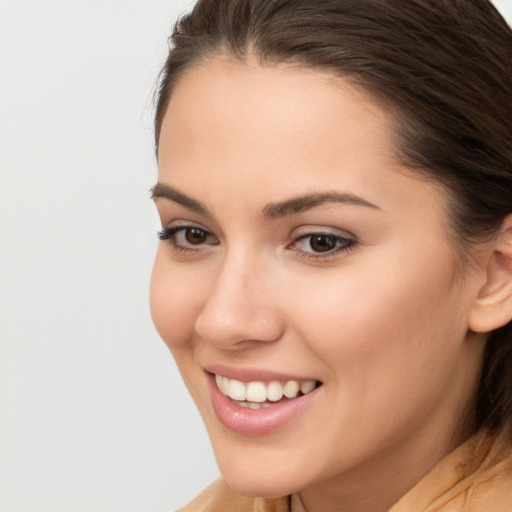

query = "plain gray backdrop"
[1,1,511,511]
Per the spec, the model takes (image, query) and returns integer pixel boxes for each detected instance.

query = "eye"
[158,225,219,251]
[177,227,210,245]
[291,231,356,258]
[305,234,339,253]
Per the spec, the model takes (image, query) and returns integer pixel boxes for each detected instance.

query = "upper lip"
[204,364,319,383]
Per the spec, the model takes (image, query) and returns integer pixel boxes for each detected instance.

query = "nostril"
[194,306,285,349]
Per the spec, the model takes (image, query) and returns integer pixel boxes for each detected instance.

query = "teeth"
[227,379,246,401]
[283,380,300,398]
[215,374,225,394]
[246,381,267,402]
[233,400,274,409]
[300,380,316,394]
[267,381,284,402]
[215,374,317,404]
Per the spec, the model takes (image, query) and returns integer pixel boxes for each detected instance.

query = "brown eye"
[185,228,209,245]
[309,234,338,252]
[158,225,219,250]
[291,231,356,259]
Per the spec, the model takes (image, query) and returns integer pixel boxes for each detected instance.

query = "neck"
[290,423,474,512]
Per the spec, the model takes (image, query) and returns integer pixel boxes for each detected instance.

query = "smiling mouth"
[214,373,322,410]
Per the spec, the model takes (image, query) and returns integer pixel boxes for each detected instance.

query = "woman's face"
[151,59,485,500]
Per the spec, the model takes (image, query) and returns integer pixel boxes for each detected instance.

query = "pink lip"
[205,364,317,383]
[206,372,322,436]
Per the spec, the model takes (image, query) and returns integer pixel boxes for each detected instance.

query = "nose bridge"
[194,246,283,347]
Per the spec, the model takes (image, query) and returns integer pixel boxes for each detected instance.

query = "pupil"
[185,228,207,244]
[310,234,336,252]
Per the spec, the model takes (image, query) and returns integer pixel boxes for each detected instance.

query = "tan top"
[177,428,512,512]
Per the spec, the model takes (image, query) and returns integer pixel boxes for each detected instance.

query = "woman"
[150,1,512,510]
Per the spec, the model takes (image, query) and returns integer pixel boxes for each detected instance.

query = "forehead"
[160,61,392,177]
[157,58,451,229]
[161,58,388,143]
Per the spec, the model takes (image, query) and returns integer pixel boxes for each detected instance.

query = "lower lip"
[207,373,321,436]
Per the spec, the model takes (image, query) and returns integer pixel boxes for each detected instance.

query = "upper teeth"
[215,374,316,403]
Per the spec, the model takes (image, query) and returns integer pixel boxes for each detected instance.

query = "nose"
[194,251,285,350]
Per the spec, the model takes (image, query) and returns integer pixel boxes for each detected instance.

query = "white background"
[1,1,511,511]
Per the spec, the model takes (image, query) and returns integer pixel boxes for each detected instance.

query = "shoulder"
[176,478,290,512]
[456,429,512,511]
[391,428,512,512]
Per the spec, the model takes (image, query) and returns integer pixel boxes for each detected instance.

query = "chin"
[213,446,305,498]
[222,471,297,499]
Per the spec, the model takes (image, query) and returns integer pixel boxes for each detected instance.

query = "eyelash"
[158,225,219,253]
[290,232,357,260]
[157,225,357,260]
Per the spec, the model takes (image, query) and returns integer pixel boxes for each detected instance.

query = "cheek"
[282,252,470,460]
[149,250,205,351]
[288,245,465,380]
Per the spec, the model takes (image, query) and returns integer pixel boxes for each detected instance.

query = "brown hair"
[154,0,512,431]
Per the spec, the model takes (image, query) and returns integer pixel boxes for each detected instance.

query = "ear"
[469,215,512,333]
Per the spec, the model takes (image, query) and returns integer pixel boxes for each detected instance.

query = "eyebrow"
[151,183,211,216]
[151,183,380,218]
[263,191,380,218]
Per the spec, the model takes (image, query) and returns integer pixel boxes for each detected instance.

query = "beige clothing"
[177,429,512,511]
[178,479,289,512]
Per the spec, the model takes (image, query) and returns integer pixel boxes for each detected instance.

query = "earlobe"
[468,215,512,334]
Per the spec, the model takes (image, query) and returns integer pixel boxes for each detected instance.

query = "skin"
[150,58,488,512]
